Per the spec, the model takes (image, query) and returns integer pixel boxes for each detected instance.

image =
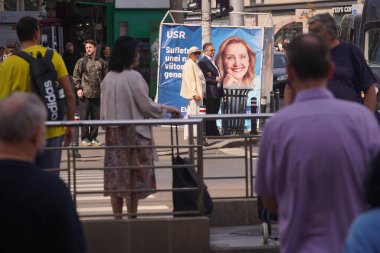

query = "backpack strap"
[44,48,54,62]
[14,51,35,64]
[80,56,88,76]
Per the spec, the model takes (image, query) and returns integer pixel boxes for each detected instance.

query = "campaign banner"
[157,24,202,116]
[157,24,270,131]
[211,26,263,102]
[211,27,264,130]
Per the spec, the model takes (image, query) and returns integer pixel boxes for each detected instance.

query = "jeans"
[36,135,64,175]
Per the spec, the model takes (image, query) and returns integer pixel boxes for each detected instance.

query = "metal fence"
[189,113,273,199]
[44,114,273,219]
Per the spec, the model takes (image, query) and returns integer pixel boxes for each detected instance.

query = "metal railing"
[46,119,204,218]
[189,113,274,199]
[43,114,274,219]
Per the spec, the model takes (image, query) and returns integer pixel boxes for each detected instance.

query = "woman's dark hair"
[109,36,138,72]
[365,152,380,207]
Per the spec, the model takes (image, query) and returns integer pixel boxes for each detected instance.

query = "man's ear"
[327,62,335,80]
[31,125,46,152]
[286,64,295,83]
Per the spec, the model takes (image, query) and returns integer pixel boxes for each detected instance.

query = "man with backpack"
[73,39,106,146]
[0,16,76,173]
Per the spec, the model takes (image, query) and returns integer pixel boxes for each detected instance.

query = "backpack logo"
[44,80,59,120]
[15,49,65,121]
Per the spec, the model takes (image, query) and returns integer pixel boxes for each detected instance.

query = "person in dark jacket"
[63,42,81,76]
[0,92,86,253]
[198,43,224,136]
[73,39,106,146]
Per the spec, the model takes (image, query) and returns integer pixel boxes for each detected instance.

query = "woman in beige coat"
[180,46,206,140]
[100,36,180,219]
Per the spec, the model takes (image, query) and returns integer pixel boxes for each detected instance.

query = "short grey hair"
[308,13,338,39]
[203,42,213,51]
[0,92,47,142]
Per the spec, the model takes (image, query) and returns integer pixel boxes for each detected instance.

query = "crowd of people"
[1,12,380,253]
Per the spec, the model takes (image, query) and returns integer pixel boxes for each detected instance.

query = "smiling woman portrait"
[215,36,256,88]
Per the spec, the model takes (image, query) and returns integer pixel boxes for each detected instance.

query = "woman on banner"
[215,36,256,89]
[180,46,206,141]
[100,36,180,219]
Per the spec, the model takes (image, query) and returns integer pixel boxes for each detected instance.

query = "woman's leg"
[111,196,124,219]
[126,198,139,219]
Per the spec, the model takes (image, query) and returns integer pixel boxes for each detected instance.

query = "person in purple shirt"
[344,152,380,253]
[255,33,380,253]
[284,13,377,113]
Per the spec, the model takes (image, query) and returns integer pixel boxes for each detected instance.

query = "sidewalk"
[211,225,279,253]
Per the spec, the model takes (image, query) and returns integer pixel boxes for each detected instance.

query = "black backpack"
[15,49,65,121]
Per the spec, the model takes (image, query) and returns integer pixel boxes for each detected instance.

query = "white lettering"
[43,80,58,120]
[167,30,186,39]
[164,71,182,79]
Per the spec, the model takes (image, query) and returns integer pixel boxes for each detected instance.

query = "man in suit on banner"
[198,43,224,136]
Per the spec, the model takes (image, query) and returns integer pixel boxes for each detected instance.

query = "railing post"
[71,113,81,158]
[129,125,138,219]
[196,120,204,215]
[269,91,275,113]
[259,96,267,130]
[274,89,280,112]
[198,105,207,143]
[250,97,258,135]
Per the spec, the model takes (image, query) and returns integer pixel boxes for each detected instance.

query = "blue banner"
[158,24,202,116]
[157,25,266,130]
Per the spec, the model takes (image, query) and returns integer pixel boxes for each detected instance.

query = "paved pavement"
[211,225,279,253]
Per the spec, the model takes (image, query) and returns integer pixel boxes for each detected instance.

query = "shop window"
[119,22,128,37]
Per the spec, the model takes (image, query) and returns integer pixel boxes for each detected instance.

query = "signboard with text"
[157,23,273,132]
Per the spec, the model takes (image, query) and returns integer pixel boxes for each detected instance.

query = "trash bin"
[220,88,251,135]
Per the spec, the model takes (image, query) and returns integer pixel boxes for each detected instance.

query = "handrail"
[44,115,276,219]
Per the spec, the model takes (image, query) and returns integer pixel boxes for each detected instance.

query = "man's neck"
[328,39,340,50]
[293,80,327,94]
[20,41,38,50]
[0,143,36,163]
[205,54,212,60]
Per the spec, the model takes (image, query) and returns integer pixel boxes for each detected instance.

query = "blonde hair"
[215,36,256,85]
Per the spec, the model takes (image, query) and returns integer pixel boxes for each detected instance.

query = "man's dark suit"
[198,55,224,136]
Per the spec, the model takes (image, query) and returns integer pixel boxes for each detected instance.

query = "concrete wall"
[209,199,260,227]
[82,217,210,253]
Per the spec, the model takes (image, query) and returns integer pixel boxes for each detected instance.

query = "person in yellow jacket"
[0,16,75,174]
[180,46,206,140]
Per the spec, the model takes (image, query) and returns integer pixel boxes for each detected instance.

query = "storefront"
[56,1,113,55]
[247,1,358,48]
[113,0,170,97]
[0,11,41,47]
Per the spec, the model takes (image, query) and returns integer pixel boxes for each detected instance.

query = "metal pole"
[170,0,184,23]
[269,91,275,113]
[274,89,280,112]
[229,0,244,26]
[259,96,267,130]
[71,113,81,158]
[250,97,258,135]
[202,0,211,45]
